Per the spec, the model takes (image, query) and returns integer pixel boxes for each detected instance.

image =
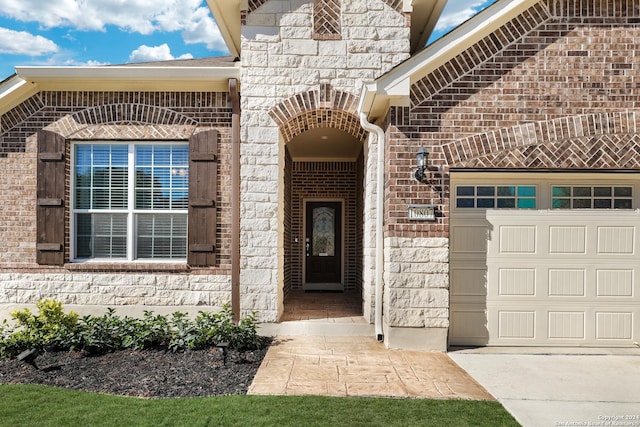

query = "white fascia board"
[357,76,412,122]
[376,0,538,97]
[206,0,241,58]
[357,81,392,123]
[357,81,379,116]
[0,75,28,96]
[414,0,448,50]
[0,75,38,115]
[15,66,239,83]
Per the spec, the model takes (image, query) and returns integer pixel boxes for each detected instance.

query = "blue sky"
[0,0,496,79]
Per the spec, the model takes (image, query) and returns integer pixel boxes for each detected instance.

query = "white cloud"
[181,6,226,50]
[434,0,496,33]
[17,54,111,67]
[0,27,58,55]
[84,59,110,66]
[128,43,193,63]
[0,0,227,51]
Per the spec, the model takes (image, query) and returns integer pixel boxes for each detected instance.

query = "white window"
[72,142,188,261]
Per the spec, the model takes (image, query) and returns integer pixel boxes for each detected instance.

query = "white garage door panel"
[486,304,638,345]
[451,209,640,347]
[487,262,636,300]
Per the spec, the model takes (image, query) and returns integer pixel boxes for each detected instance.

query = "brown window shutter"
[188,130,218,266]
[36,130,66,265]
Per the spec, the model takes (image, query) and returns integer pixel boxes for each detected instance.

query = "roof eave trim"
[411,0,448,54]
[357,81,393,124]
[377,0,539,97]
[206,0,241,58]
[15,66,240,82]
[0,74,28,97]
[0,75,38,115]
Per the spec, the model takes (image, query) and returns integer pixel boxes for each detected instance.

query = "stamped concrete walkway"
[248,335,493,400]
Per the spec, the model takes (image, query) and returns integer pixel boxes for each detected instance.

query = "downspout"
[359,113,385,341]
[229,78,241,322]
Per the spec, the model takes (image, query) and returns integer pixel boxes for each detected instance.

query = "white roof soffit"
[207,0,241,58]
[0,75,37,115]
[408,0,448,54]
[14,66,239,91]
[360,0,538,120]
[0,66,239,114]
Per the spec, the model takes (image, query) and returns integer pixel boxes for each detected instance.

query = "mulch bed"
[0,345,270,398]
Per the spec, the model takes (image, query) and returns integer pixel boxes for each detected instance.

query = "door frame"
[302,197,345,291]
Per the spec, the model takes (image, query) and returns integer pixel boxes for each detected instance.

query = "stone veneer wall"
[0,273,231,307]
[0,91,233,308]
[360,138,377,323]
[381,0,640,345]
[239,0,410,320]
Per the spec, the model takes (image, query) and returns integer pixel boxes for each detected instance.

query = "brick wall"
[289,161,360,291]
[381,0,640,337]
[389,0,640,239]
[283,150,293,297]
[0,91,234,308]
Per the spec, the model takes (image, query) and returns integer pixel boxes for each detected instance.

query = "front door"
[305,201,343,290]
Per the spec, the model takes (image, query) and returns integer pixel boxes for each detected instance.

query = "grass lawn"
[0,384,518,427]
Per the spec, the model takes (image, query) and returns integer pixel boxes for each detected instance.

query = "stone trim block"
[0,273,232,307]
[383,236,450,329]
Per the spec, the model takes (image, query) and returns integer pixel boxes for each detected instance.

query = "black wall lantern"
[414,146,429,182]
[414,145,445,200]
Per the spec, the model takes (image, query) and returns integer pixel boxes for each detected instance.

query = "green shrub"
[190,305,262,351]
[0,320,9,358]
[73,309,122,355]
[234,310,262,350]
[166,311,197,352]
[0,299,79,357]
[0,300,266,358]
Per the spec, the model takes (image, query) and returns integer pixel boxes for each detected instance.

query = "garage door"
[450,174,640,347]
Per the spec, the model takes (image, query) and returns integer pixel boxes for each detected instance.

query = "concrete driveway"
[449,348,640,427]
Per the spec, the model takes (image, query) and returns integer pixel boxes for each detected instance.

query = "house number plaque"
[407,204,436,221]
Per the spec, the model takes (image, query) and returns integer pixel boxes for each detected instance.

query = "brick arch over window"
[445,111,640,169]
[36,105,214,266]
[268,87,366,143]
[44,104,198,140]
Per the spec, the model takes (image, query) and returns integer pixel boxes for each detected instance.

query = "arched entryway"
[270,88,367,322]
